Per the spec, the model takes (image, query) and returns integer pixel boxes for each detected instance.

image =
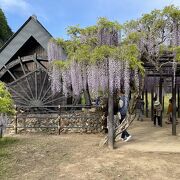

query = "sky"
[0,0,180,39]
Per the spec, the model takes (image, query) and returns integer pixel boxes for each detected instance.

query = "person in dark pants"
[118,90,132,142]
[154,100,162,127]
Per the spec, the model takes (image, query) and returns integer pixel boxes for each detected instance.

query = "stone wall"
[7,108,104,134]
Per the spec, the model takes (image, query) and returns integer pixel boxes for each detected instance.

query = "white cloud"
[0,0,48,21]
[0,0,31,15]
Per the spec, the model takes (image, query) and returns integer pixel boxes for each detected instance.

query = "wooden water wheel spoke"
[43,96,66,105]
[40,85,51,101]
[8,87,30,103]
[19,57,34,99]
[5,66,33,101]
[42,92,57,103]
[35,71,38,99]
[38,71,47,100]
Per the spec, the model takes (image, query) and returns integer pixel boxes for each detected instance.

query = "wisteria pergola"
[143,52,180,135]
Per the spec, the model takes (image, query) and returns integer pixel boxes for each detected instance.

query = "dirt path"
[2,119,180,180]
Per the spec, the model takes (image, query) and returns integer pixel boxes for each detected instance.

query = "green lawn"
[0,137,19,179]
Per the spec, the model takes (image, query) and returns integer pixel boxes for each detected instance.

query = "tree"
[47,18,143,149]
[0,82,15,138]
[123,5,180,135]
[123,5,180,69]
[0,8,13,47]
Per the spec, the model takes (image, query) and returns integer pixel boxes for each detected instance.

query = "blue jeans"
[120,114,130,139]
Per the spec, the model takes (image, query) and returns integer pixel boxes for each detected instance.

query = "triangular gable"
[0,16,52,69]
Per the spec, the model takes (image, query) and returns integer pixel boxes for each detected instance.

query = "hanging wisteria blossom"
[124,60,130,96]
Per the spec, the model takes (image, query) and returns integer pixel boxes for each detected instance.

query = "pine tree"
[0,8,13,47]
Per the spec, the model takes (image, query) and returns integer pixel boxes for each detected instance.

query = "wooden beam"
[33,53,48,72]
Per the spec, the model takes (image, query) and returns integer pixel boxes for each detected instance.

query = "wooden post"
[159,77,163,127]
[58,105,61,135]
[142,91,144,100]
[23,117,26,131]
[145,89,148,117]
[172,76,176,135]
[108,92,114,149]
[151,88,154,121]
[0,125,2,138]
[15,114,17,134]
[178,88,180,118]
[15,106,17,134]
[162,96,165,112]
[0,114,2,138]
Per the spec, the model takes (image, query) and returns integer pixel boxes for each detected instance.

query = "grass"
[0,137,18,147]
[0,137,19,179]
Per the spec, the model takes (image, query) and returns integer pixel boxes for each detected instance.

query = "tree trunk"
[84,84,91,105]
[108,92,114,149]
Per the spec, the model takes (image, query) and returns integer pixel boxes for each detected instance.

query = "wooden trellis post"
[145,90,148,117]
[178,88,180,118]
[14,105,18,134]
[58,105,61,135]
[172,75,176,135]
[151,88,154,121]
[159,77,163,127]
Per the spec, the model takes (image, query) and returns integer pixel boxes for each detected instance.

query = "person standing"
[118,90,132,142]
[154,100,162,127]
[165,99,173,124]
